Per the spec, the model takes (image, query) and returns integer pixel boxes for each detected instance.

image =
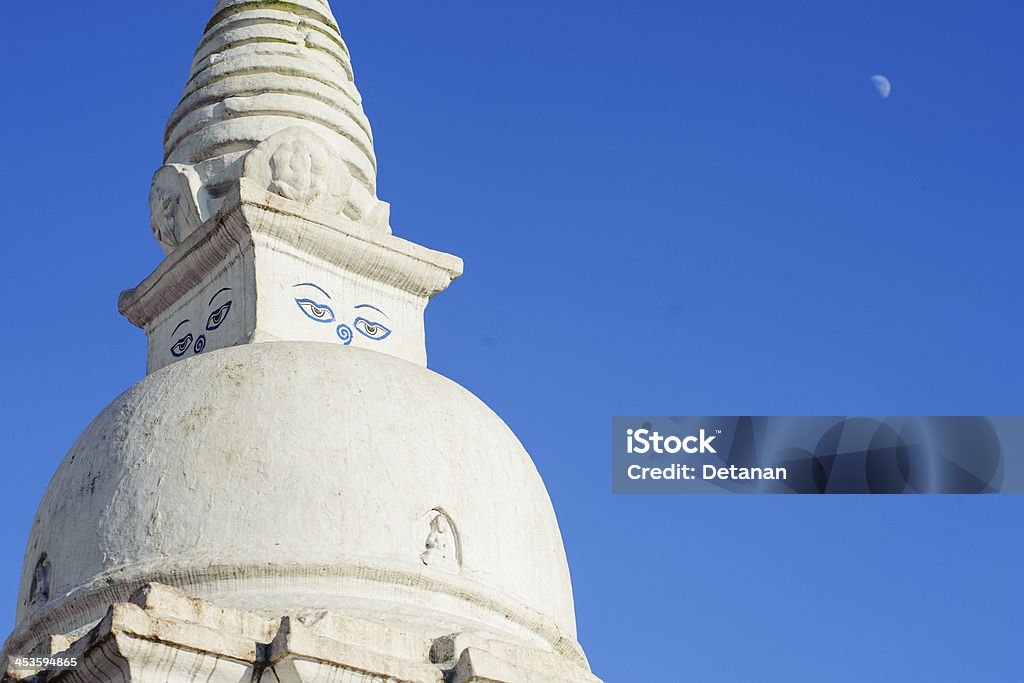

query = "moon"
[871,74,892,99]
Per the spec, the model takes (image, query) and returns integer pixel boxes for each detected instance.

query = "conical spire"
[151,0,386,253]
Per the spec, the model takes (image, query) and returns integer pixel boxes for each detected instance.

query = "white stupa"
[1,2,602,681]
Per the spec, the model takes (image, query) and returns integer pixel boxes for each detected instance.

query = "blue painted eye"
[354,317,391,341]
[171,334,193,357]
[206,302,232,330]
[295,298,335,323]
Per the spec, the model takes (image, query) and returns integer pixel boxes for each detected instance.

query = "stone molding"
[123,180,462,330]
[1,585,602,683]
[4,560,588,674]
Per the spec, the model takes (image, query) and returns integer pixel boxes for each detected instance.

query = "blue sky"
[1,1,1022,680]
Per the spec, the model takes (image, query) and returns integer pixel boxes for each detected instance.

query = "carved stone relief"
[28,553,50,606]
[149,164,204,253]
[420,509,460,571]
[242,127,354,215]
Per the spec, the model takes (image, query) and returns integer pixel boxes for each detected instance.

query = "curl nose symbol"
[336,324,353,346]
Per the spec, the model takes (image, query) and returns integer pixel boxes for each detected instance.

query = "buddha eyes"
[354,317,391,341]
[168,289,233,359]
[295,298,336,323]
[170,293,392,358]
[171,334,194,357]
[292,286,392,343]
[206,301,232,330]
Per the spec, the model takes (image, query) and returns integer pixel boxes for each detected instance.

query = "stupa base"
[2,584,602,683]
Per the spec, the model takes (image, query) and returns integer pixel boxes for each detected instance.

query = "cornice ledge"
[119,180,464,329]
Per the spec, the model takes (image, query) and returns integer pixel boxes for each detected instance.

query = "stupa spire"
[152,0,384,253]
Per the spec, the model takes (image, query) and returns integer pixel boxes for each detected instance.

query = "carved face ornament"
[150,185,181,248]
[268,139,329,206]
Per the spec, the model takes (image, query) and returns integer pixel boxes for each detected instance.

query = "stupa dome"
[11,342,585,664]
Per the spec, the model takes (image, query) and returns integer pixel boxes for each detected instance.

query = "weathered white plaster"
[6,343,587,670]
[2,1,603,681]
